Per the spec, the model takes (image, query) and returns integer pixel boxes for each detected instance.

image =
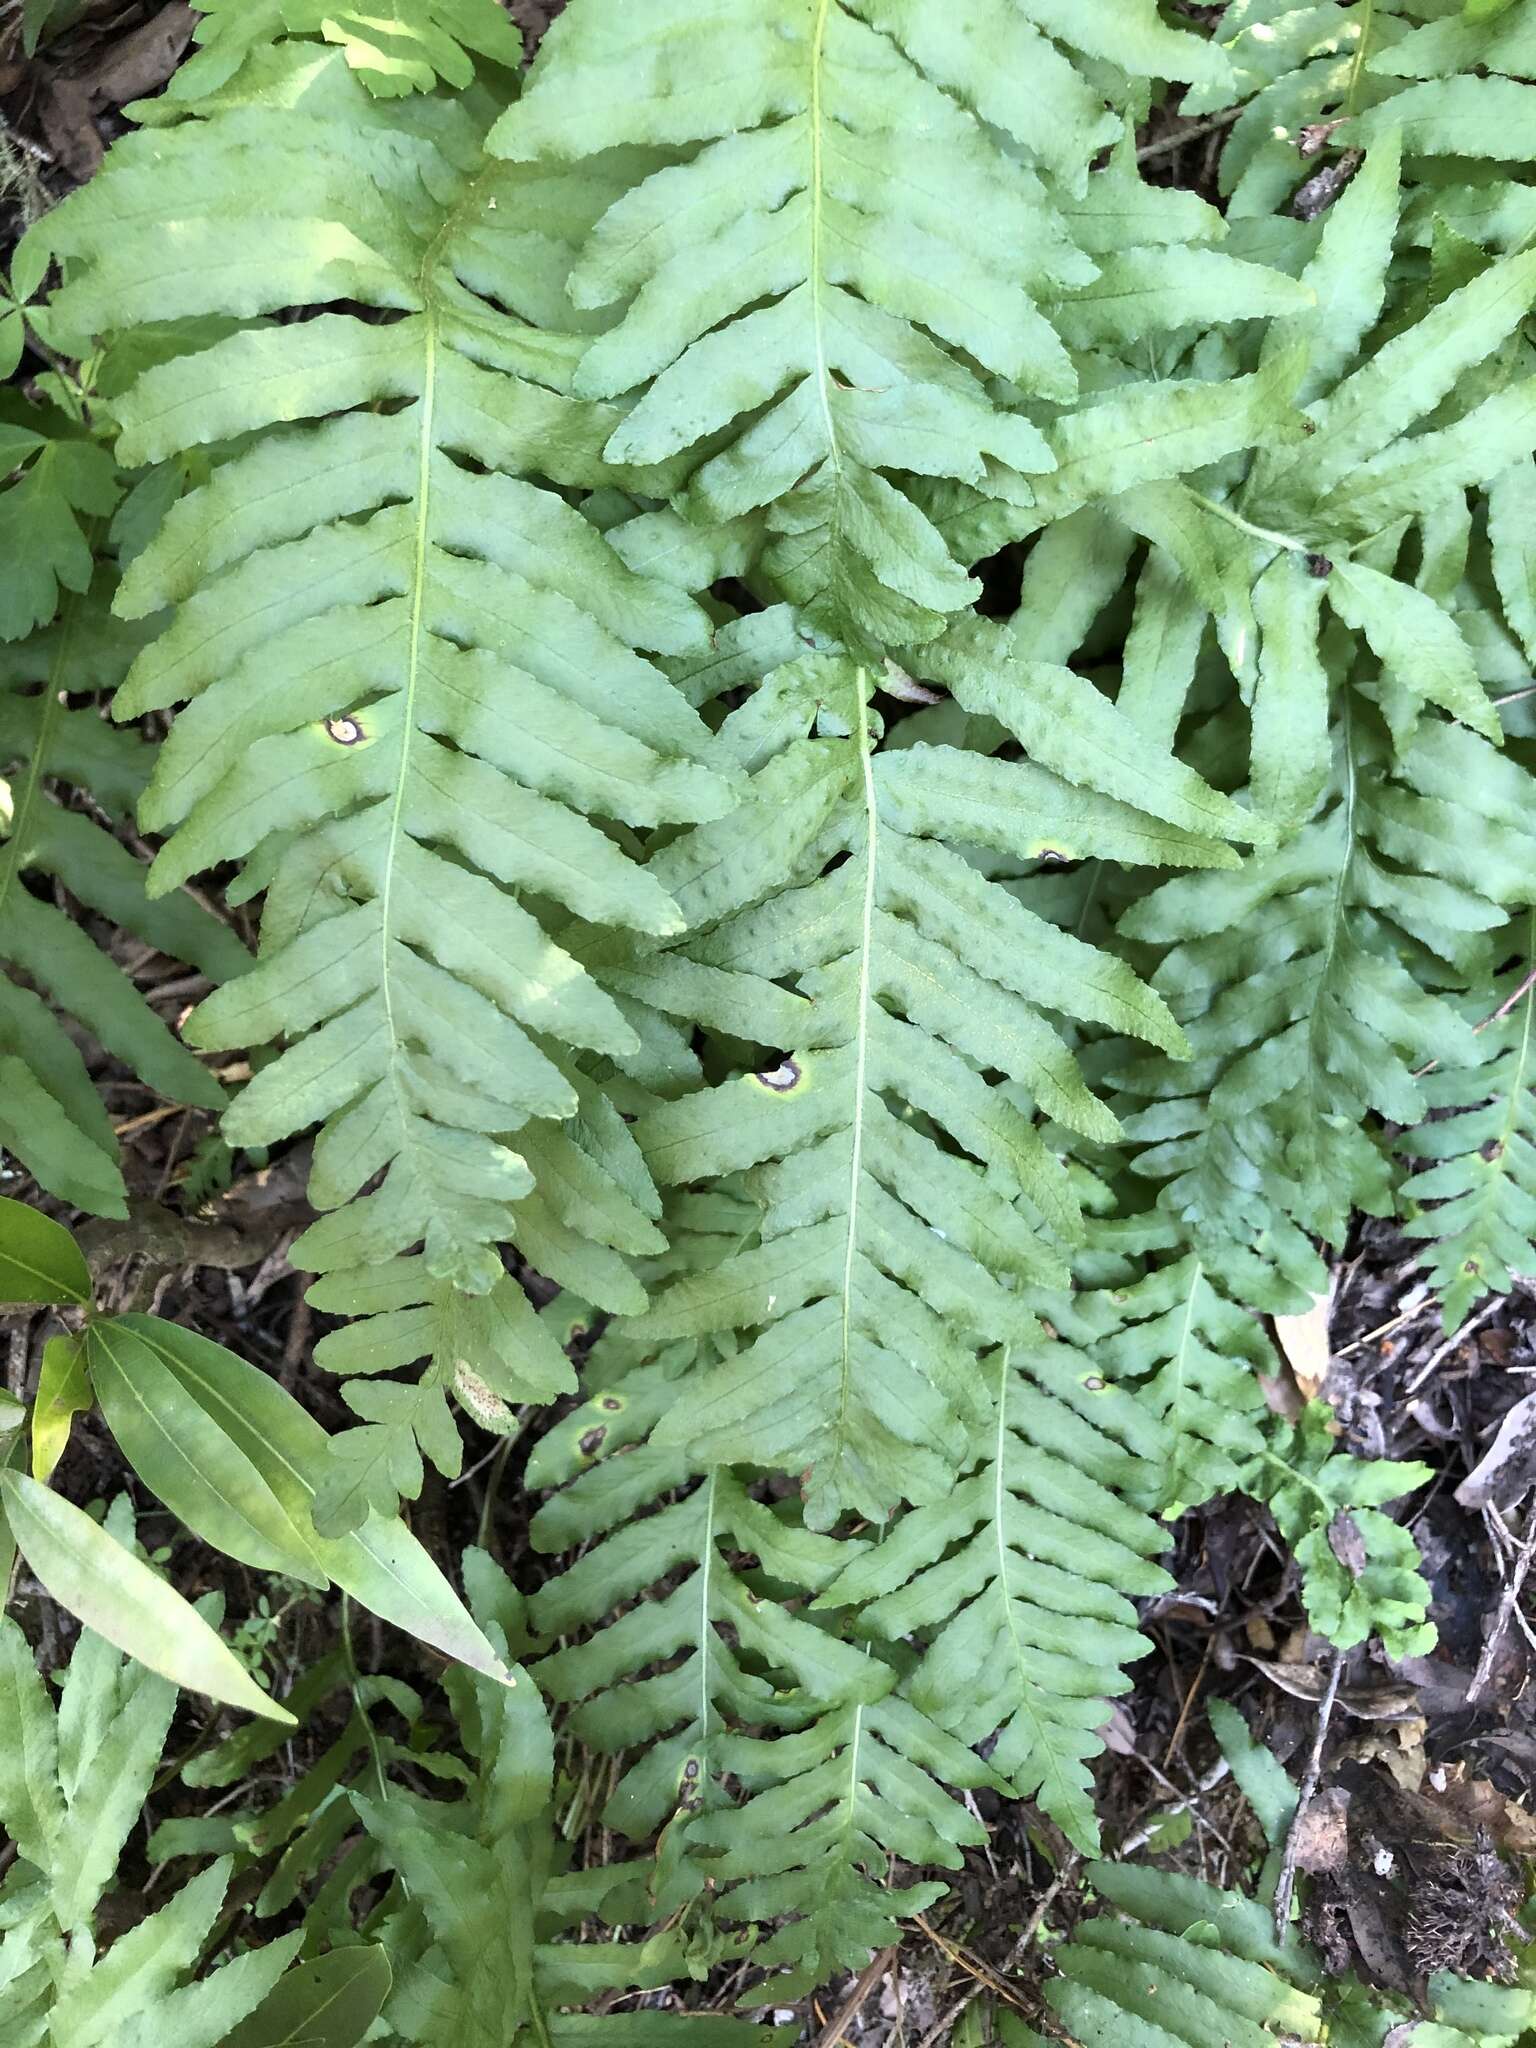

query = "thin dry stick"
[1137,107,1241,161]
[1470,1509,1536,1702]
[1404,1296,1503,1397]
[809,1944,898,2048]
[1272,1649,1345,1939]
[1119,1757,1232,1857]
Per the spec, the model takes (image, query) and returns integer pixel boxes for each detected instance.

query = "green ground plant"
[2,0,1535,2035]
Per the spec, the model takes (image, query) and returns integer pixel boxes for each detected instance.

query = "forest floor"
[2,3,1534,2039]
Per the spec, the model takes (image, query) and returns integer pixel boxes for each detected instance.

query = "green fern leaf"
[167,0,523,103]
[812,1340,1173,1854]
[32,54,745,1511]
[612,658,1223,1527]
[1032,1836,1535,2048]
[1248,1402,1435,1658]
[1400,921,1536,1329]
[0,410,118,640]
[0,426,244,1215]
[1116,699,1536,1307]
[1091,1249,1273,1515]
[489,0,1227,649]
[355,1548,788,2041]
[1185,0,1532,219]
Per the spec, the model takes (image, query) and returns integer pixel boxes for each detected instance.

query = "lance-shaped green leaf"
[0,1472,294,1722]
[0,1195,90,1305]
[86,1315,328,1585]
[108,1313,511,1682]
[31,1334,89,1485]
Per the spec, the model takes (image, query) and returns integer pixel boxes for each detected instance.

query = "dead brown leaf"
[1272,1284,1334,1403]
[75,2,194,105]
[1291,1786,1351,1873]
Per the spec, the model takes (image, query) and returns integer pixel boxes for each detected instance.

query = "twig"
[1272,1650,1345,1939]
[809,1945,897,2048]
[1403,1296,1503,1397]
[1137,108,1241,161]
[1119,1757,1231,1856]
[1485,961,1536,1029]
[1470,1509,1536,1702]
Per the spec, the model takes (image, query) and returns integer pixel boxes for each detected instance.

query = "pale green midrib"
[374,292,435,1154]
[368,168,505,1210]
[838,1696,866,1874]
[1301,689,1359,1157]
[0,523,101,935]
[836,673,878,1462]
[1171,1263,1203,1437]
[697,1471,718,1746]
[806,0,843,480]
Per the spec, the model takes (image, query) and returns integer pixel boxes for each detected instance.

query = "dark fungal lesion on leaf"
[323,714,366,745]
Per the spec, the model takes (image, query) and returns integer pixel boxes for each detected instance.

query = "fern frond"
[1022,1852,1536,2048]
[0,419,244,1215]
[1087,1243,1274,1516]
[1249,1401,1434,1659]
[600,655,1248,1528]
[166,0,524,104]
[488,0,1231,648]
[1005,1706,1531,2047]
[1116,689,1536,1307]
[1186,0,1536,222]
[355,1549,787,2042]
[1400,919,1536,1330]
[810,1337,1172,1855]
[32,54,745,1516]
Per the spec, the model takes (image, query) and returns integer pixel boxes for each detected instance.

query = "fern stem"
[1345,0,1376,117]
[375,304,437,1139]
[1187,491,1308,559]
[807,0,842,481]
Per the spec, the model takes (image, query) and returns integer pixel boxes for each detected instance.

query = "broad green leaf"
[87,1316,327,1587]
[31,1335,89,1485]
[0,1195,90,1305]
[221,1947,392,2048]
[0,1471,294,1723]
[133,1316,511,1682]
